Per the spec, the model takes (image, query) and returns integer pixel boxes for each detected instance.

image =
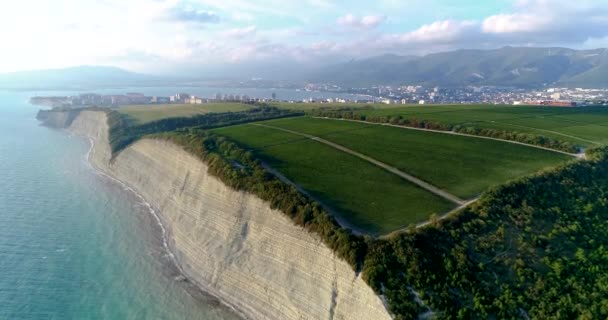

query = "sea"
[0,87,367,320]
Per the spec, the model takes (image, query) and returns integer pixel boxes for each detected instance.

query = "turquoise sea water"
[0,91,241,319]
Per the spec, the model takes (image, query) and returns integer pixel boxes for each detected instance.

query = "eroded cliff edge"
[62,110,392,320]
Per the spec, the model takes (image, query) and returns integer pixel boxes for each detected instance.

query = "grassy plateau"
[118,103,253,123]
[111,103,582,234]
[212,124,455,235]
[212,115,571,234]
[260,117,571,199]
[349,104,608,146]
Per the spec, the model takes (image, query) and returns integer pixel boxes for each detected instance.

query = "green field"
[270,102,404,111]
[212,124,455,235]
[351,104,608,146]
[118,103,253,123]
[212,115,571,234]
[115,102,587,235]
[116,102,608,147]
[118,101,395,123]
[260,117,571,199]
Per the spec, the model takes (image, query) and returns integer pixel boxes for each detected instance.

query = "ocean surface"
[25,86,375,102]
[0,90,243,320]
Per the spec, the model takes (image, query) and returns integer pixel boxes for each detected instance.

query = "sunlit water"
[0,91,242,319]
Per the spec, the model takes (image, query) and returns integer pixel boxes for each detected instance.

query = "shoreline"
[47,109,393,320]
[76,132,248,320]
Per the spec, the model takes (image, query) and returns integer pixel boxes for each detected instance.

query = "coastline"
[50,110,391,320]
[77,133,248,320]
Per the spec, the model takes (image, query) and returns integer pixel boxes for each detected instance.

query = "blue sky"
[0,0,607,73]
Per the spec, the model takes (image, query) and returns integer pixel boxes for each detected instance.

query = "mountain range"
[1,47,607,90]
[0,66,158,90]
[312,47,608,88]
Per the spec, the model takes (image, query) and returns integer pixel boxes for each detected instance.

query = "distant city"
[30,85,608,108]
[314,84,608,107]
[30,92,280,108]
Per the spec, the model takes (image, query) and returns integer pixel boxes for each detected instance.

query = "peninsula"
[38,102,608,319]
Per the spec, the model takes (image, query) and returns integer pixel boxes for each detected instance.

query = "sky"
[0,0,608,74]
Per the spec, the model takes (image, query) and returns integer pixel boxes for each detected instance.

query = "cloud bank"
[0,0,607,73]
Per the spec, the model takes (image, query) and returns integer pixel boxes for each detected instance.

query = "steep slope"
[65,111,391,320]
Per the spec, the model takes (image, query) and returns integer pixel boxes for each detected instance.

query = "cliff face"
[64,111,392,320]
[36,109,81,128]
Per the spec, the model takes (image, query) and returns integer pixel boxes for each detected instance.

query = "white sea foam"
[82,136,179,276]
[78,134,247,319]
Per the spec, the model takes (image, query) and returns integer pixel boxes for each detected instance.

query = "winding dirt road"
[252,123,466,205]
[252,117,585,236]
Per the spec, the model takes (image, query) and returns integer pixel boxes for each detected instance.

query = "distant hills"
[0,66,159,90]
[3,47,608,90]
[312,47,608,88]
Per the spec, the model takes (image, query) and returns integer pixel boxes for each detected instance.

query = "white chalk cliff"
[63,111,392,320]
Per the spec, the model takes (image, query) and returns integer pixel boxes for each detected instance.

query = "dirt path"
[377,199,479,238]
[312,117,586,159]
[259,162,367,236]
[252,123,466,205]
[490,121,601,147]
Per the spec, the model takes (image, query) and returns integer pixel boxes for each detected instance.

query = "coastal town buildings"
[29,86,608,109]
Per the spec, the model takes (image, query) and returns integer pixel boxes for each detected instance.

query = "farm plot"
[261,117,571,199]
[212,124,455,235]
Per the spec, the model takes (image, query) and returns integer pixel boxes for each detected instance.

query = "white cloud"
[482,13,551,34]
[399,20,478,43]
[1,0,608,74]
[223,26,257,39]
[337,14,386,29]
[164,6,220,24]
